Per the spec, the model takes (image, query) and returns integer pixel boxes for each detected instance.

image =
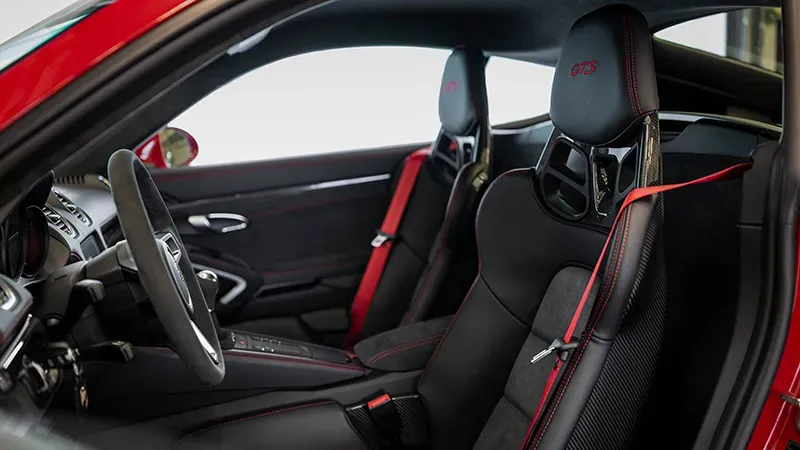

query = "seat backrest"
[417,5,664,449]
[357,47,491,340]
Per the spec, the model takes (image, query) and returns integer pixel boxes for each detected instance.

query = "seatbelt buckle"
[366,392,402,443]
[530,338,579,364]
[371,230,395,248]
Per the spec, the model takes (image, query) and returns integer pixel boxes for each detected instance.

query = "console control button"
[233,334,247,350]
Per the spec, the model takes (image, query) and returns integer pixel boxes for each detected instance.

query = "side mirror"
[134,127,199,169]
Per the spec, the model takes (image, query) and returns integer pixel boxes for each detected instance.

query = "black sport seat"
[345,46,492,344]
[419,4,663,448]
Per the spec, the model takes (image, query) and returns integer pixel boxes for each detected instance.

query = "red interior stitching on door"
[261,253,367,278]
[153,149,408,183]
[245,193,383,220]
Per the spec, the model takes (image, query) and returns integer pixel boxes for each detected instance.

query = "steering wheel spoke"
[190,320,219,364]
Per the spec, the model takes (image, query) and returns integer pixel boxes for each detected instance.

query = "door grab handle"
[188,213,249,234]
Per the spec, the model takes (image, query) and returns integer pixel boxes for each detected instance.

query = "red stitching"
[402,253,442,324]
[532,210,632,449]
[367,335,443,365]
[594,212,625,317]
[224,350,365,373]
[621,12,637,116]
[626,10,642,115]
[178,400,335,443]
[246,193,383,220]
[261,254,367,278]
[189,253,249,272]
[417,276,478,386]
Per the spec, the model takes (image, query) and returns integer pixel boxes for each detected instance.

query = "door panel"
[151,144,420,345]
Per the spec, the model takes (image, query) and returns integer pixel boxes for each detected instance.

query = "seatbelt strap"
[345,149,430,349]
[520,162,752,449]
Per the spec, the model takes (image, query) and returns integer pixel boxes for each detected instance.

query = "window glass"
[168,47,556,167]
[170,47,447,166]
[486,56,554,124]
[656,7,783,73]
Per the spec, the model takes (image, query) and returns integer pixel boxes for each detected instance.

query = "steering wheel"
[107,150,225,385]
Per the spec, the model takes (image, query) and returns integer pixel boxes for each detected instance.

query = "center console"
[224,331,351,363]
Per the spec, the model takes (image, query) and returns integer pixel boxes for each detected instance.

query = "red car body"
[0,0,797,447]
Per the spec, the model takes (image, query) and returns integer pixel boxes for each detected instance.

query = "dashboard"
[0,173,122,375]
[4,174,122,284]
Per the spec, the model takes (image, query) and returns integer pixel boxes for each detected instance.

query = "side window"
[655,7,782,73]
[485,56,555,125]
[170,47,450,167]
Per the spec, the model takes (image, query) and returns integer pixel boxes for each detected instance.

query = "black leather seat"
[420,5,663,448]
[345,46,492,343]
[179,5,667,448]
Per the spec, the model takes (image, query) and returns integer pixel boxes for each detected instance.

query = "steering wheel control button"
[158,233,182,263]
[156,234,194,315]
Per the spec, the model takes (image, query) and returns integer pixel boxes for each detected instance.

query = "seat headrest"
[439,47,488,137]
[551,5,659,147]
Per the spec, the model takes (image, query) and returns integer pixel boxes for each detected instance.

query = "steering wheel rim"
[108,149,225,385]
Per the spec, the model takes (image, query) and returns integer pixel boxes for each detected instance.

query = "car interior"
[0,0,794,449]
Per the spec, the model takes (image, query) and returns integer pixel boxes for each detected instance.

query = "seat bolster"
[533,198,666,449]
[402,161,486,325]
[594,196,660,341]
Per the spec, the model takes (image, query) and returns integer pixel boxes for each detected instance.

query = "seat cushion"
[176,401,368,450]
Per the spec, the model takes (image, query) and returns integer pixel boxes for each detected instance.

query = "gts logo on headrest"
[570,60,597,77]
[444,81,458,92]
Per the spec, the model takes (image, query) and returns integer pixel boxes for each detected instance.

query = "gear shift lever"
[197,269,236,349]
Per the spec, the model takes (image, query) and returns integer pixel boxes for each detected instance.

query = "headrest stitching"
[626,9,643,115]
[621,10,638,117]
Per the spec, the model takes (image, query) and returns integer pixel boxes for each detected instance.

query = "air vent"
[52,191,92,226]
[42,205,78,238]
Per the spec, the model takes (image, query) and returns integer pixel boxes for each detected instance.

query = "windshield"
[0,0,111,72]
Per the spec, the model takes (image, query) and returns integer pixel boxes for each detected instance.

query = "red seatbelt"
[344,148,430,349]
[520,162,753,449]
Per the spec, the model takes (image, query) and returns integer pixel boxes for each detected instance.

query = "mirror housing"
[134,127,199,169]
